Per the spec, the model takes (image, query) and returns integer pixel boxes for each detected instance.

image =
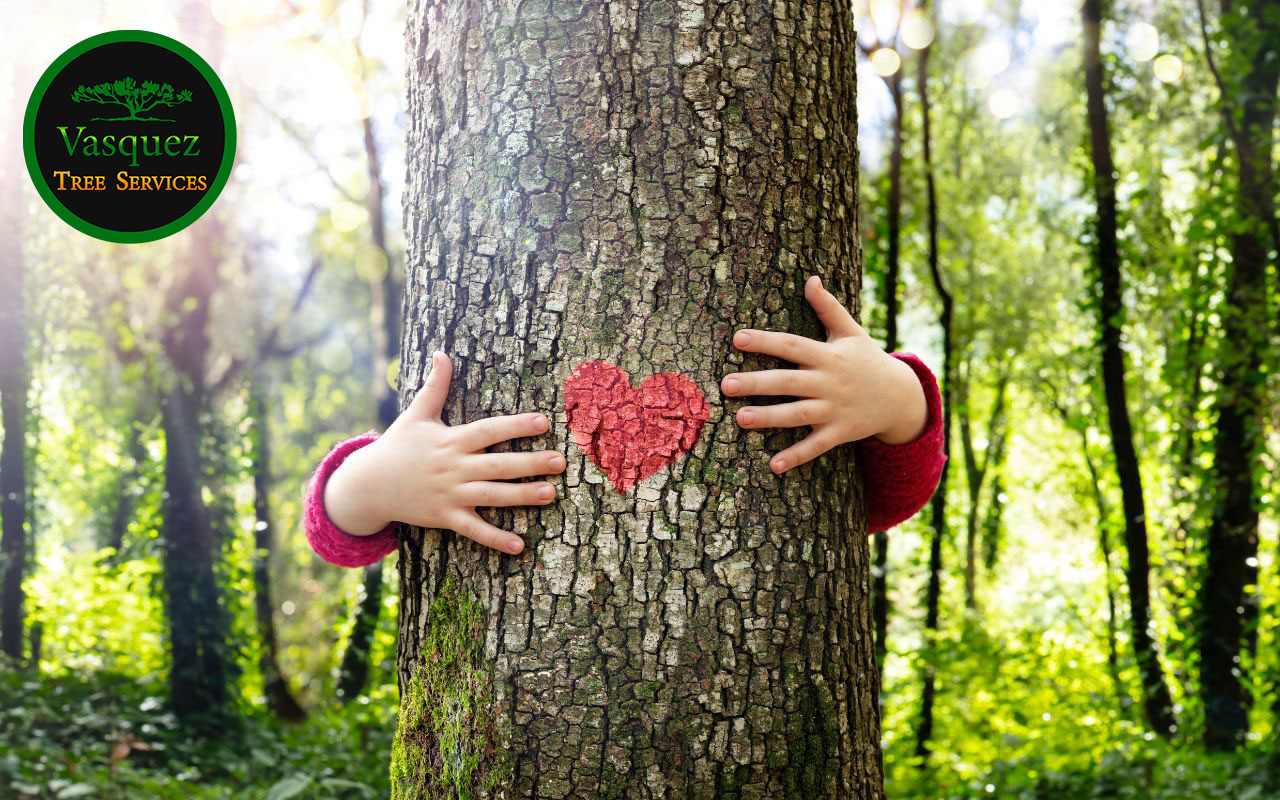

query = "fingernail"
[772,458,786,473]
[549,453,566,470]
[738,409,754,426]
[538,484,554,500]
[723,377,741,395]
[734,330,751,347]
[507,538,524,554]
[533,414,548,430]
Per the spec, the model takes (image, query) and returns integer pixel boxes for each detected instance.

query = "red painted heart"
[564,361,710,493]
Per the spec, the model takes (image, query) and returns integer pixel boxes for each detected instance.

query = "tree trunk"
[1198,0,1278,752]
[915,10,950,764]
[103,411,151,556]
[871,67,904,687]
[249,377,307,720]
[958,368,1007,613]
[0,107,27,662]
[392,1,882,797]
[1082,0,1176,738]
[159,217,231,723]
[1054,400,1133,718]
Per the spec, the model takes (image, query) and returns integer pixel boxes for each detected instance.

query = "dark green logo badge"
[23,30,236,243]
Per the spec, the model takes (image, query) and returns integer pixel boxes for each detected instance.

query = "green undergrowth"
[0,666,393,800]
[888,733,1280,799]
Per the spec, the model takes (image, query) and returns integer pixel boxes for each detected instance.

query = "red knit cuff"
[858,353,947,533]
[302,430,399,568]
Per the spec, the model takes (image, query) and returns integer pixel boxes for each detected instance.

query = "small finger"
[769,430,839,474]
[405,351,452,420]
[733,329,826,366]
[464,450,567,480]
[721,368,821,398]
[804,275,863,339]
[457,412,550,450]
[736,399,831,430]
[451,510,525,555]
[461,480,557,509]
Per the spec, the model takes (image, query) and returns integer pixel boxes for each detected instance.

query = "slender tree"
[249,375,307,721]
[858,21,906,686]
[914,0,951,761]
[1046,389,1134,716]
[957,366,1008,611]
[391,1,884,796]
[336,17,403,697]
[1081,0,1175,738]
[1194,0,1278,751]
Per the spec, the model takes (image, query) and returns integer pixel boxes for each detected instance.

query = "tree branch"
[207,256,326,397]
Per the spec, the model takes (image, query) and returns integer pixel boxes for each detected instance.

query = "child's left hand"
[721,275,929,474]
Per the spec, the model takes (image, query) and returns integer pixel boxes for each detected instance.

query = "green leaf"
[265,774,313,800]
[56,784,97,799]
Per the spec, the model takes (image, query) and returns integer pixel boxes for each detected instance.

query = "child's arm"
[720,275,946,531]
[303,351,566,567]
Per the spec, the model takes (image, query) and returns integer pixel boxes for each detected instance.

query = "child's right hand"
[323,351,564,555]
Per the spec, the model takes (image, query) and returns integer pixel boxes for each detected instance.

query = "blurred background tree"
[0,0,1277,797]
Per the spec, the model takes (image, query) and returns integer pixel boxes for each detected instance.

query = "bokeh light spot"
[1154,53,1183,83]
[1127,22,1159,62]
[870,47,902,77]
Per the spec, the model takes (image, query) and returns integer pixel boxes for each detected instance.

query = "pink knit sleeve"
[303,430,399,568]
[857,353,947,533]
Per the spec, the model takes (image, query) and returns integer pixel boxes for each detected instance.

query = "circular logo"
[23,30,236,243]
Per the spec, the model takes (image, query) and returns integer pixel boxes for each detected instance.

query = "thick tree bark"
[393,1,882,797]
[914,20,950,763]
[0,113,27,662]
[1081,0,1176,738]
[249,378,307,721]
[1198,0,1278,752]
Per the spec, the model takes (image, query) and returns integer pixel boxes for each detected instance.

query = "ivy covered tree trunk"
[1199,0,1278,752]
[1081,0,1176,739]
[392,1,882,798]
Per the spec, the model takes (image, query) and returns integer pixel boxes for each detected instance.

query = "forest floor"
[4,667,1280,799]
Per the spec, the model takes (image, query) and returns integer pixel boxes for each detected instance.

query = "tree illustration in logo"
[70,78,194,121]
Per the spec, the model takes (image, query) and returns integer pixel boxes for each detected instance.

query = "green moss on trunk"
[390,578,509,799]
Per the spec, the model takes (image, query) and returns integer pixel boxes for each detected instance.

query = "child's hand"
[323,351,564,555]
[721,275,929,474]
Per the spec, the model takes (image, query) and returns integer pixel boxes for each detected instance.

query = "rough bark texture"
[393,1,882,797]
[1199,0,1278,752]
[1082,0,1176,738]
